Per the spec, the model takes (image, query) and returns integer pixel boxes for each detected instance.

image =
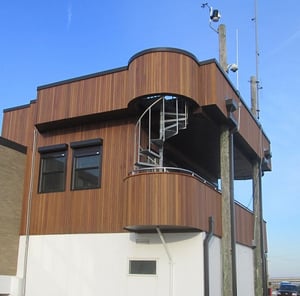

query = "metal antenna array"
[201,3,238,76]
[252,0,262,119]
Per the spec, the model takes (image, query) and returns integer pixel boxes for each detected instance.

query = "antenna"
[253,0,260,119]
[235,29,239,89]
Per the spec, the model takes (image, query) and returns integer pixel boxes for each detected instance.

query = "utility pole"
[202,5,238,296]
[218,24,227,72]
[220,125,237,296]
[250,76,258,119]
[218,19,238,296]
[219,22,238,296]
[253,160,264,296]
[251,75,266,296]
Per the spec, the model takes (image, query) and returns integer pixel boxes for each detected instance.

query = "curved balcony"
[123,167,222,235]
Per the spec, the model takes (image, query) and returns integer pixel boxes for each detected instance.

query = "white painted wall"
[0,275,22,296]
[205,236,256,296]
[208,236,222,296]
[0,275,12,293]
[15,233,255,296]
[236,243,255,296]
[17,232,206,296]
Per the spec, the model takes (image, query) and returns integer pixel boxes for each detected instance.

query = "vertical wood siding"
[124,172,255,245]
[235,204,254,246]
[33,50,270,158]
[124,172,222,235]
[2,102,36,147]
[1,48,265,248]
[128,51,199,100]
[36,70,128,124]
[20,119,135,234]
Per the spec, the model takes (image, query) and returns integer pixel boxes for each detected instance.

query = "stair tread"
[140,149,160,158]
[151,138,164,147]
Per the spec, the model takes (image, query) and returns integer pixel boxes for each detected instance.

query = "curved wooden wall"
[128,50,200,100]
[124,172,222,236]
[124,172,255,246]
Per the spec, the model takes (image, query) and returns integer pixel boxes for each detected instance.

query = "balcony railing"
[128,166,220,192]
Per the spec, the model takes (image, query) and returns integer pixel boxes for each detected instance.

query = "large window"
[38,144,68,193]
[71,139,103,190]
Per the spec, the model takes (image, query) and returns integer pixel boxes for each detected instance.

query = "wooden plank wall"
[0,48,263,248]
[211,64,270,159]
[34,49,270,158]
[20,119,135,234]
[124,172,255,246]
[128,51,200,101]
[1,102,36,147]
[235,204,254,246]
[36,71,129,124]
[1,49,270,160]
[124,172,222,236]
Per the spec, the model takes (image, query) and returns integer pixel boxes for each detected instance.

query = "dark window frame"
[70,139,103,190]
[38,144,68,193]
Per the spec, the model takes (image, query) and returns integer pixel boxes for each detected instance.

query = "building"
[0,137,26,295]
[0,48,271,296]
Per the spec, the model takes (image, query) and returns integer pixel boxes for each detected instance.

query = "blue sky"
[0,1,299,278]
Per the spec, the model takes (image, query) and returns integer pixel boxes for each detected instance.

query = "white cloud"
[67,2,72,30]
[269,28,300,56]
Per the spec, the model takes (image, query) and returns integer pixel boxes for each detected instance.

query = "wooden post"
[251,72,266,295]
[253,159,264,296]
[219,24,227,72]
[250,76,258,119]
[220,125,237,296]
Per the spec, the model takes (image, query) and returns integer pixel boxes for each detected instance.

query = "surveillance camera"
[228,63,238,73]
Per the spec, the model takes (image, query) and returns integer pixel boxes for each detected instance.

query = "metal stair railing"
[134,95,188,169]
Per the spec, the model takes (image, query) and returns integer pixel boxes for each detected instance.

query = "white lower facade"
[2,232,255,296]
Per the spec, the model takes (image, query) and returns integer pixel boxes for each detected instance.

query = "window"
[38,144,68,193]
[71,139,103,190]
[129,260,157,275]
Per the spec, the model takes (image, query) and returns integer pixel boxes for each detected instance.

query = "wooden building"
[0,48,271,296]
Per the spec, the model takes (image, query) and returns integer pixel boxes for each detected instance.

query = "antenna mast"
[236,29,239,89]
[253,0,260,119]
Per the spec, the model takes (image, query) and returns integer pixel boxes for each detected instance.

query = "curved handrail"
[128,166,220,192]
[135,95,164,127]
[134,96,164,166]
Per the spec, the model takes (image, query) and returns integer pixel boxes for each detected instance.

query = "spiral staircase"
[134,95,189,168]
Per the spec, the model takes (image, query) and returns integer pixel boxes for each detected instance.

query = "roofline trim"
[37,66,128,91]
[3,100,36,113]
[0,136,27,154]
[128,47,200,65]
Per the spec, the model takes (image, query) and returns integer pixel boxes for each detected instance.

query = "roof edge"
[0,136,27,153]
[37,66,128,91]
[3,100,36,113]
[128,47,200,65]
